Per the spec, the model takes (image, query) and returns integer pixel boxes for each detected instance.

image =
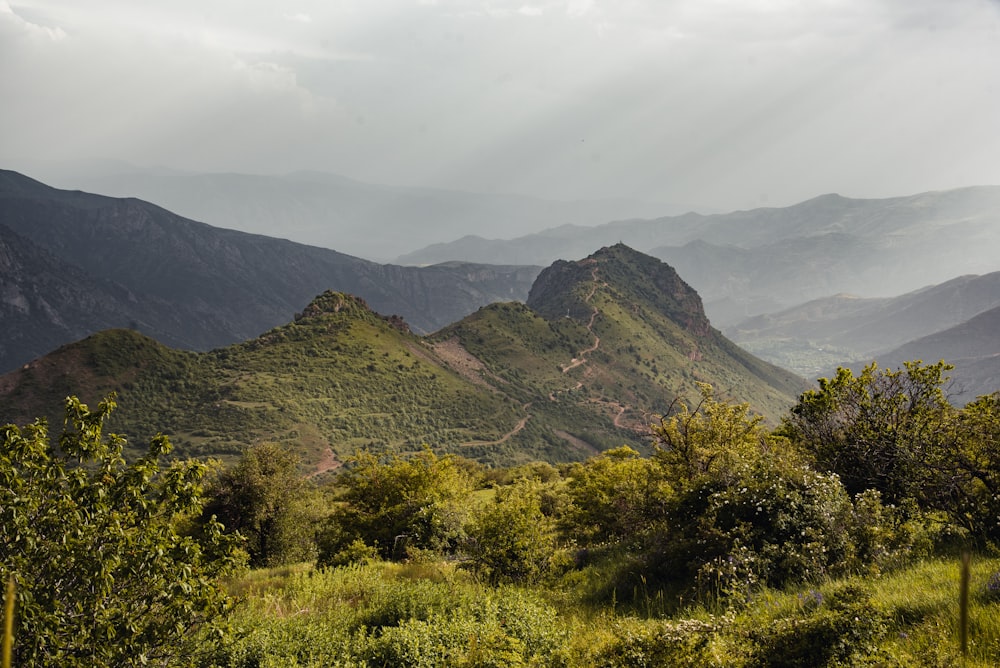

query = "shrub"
[0,396,241,667]
[464,481,557,584]
[748,582,890,667]
[594,618,718,668]
[657,456,857,596]
[316,450,474,566]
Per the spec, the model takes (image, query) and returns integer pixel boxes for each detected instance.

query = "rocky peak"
[527,244,712,337]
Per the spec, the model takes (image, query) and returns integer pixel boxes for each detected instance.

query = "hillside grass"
[216,553,1000,667]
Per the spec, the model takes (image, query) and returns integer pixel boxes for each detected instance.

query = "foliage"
[317,450,475,565]
[948,392,1000,539]
[464,481,557,584]
[782,362,1000,543]
[203,441,325,567]
[593,618,718,668]
[216,563,569,667]
[657,456,858,595]
[650,382,780,489]
[781,361,956,505]
[215,553,1000,667]
[746,582,890,667]
[560,446,669,546]
[0,396,241,667]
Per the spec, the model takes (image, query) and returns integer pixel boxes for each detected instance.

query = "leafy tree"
[659,455,858,594]
[650,383,780,490]
[781,361,956,505]
[638,386,852,593]
[561,446,669,546]
[0,396,241,667]
[465,481,557,583]
[316,449,474,565]
[944,392,1000,539]
[203,441,323,567]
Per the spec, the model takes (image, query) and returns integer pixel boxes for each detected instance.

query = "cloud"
[4,0,1000,210]
[1,1,66,41]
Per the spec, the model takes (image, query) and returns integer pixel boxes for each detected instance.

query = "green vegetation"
[5,356,1000,664]
[213,555,1000,667]
[5,247,1000,664]
[0,395,242,667]
[203,442,326,568]
[204,360,1000,665]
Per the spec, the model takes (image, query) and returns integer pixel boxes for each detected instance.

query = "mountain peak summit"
[527,244,710,336]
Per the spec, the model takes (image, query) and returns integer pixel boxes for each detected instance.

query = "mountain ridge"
[398,185,1000,327]
[0,245,807,467]
[0,169,541,373]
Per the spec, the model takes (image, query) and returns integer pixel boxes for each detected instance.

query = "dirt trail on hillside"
[461,403,532,447]
[456,264,638,451]
[308,448,341,478]
[550,266,642,434]
[561,269,604,373]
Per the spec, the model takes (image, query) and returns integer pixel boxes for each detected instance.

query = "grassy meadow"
[215,553,1000,667]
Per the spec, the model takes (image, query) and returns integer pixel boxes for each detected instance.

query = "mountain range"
[398,188,1000,327]
[22,163,678,262]
[726,272,1000,379]
[0,245,806,469]
[0,169,539,373]
[2,169,998,426]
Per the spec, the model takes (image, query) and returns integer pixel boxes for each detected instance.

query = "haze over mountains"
[23,162,680,263]
[727,272,1000,379]
[400,187,1000,326]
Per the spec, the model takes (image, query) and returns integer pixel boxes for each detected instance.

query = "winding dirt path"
[458,264,637,450]
[461,403,533,447]
[561,269,604,373]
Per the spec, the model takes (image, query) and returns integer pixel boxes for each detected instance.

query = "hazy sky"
[3,0,1000,210]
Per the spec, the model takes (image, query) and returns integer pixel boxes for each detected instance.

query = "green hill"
[435,245,806,450]
[0,247,808,468]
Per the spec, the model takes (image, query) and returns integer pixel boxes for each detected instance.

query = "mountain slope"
[727,272,1000,377]
[0,223,196,367]
[871,305,1000,404]
[0,246,807,467]
[0,170,540,372]
[433,245,807,445]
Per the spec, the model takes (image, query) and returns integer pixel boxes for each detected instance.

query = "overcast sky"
[3,0,1000,211]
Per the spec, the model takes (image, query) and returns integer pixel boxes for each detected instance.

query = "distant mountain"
[0,223,196,368]
[29,165,678,262]
[726,272,1000,378]
[869,305,1000,404]
[0,170,540,372]
[399,188,1000,326]
[0,246,807,468]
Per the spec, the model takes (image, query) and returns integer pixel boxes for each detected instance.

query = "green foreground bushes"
[7,361,1000,664]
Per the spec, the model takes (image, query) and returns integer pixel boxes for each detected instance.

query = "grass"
[215,552,1000,667]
